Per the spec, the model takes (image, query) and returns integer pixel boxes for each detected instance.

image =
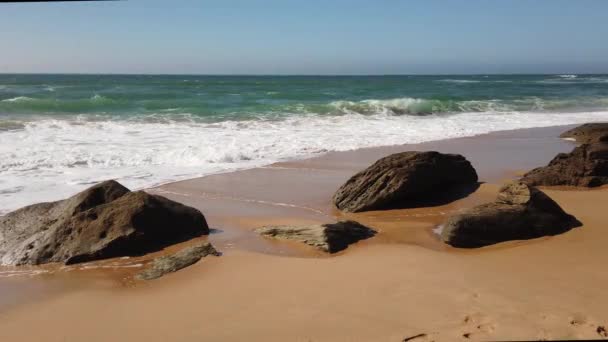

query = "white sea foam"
[537,76,608,84]
[437,79,481,83]
[2,110,608,213]
[330,98,437,115]
[329,97,532,114]
[1,96,34,103]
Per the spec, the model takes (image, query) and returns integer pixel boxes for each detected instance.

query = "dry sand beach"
[0,125,607,341]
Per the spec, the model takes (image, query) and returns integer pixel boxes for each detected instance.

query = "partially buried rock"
[136,241,219,281]
[560,123,608,144]
[441,182,580,248]
[0,180,209,266]
[255,220,376,253]
[333,151,478,212]
[521,142,608,187]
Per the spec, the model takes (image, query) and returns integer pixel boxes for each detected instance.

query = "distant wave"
[437,79,514,84]
[0,95,120,113]
[436,79,481,84]
[3,93,608,118]
[536,76,608,84]
[91,94,110,102]
[2,96,34,103]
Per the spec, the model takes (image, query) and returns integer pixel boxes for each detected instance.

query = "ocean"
[1,74,608,213]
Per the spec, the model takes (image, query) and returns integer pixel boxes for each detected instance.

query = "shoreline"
[1,119,604,216]
[134,122,584,195]
[148,124,579,255]
[1,123,608,341]
[0,125,582,285]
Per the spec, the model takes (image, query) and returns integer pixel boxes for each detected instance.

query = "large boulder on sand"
[255,220,376,253]
[136,241,219,281]
[332,151,478,212]
[521,143,608,187]
[441,182,580,248]
[560,123,608,144]
[0,180,209,266]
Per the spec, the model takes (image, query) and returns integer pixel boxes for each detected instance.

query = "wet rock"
[521,143,608,187]
[0,180,209,265]
[255,220,376,253]
[332,151,478,212]
[560,123,608,144]
[441,182,580,248]
[136,242,219,281]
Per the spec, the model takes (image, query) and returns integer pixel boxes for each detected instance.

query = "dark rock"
[255,220,376,253]
[332,151,478,212]
[560,123,608,144]
[521,143,608,187]
[136,242,219,280]
[0,180,209,266]
[441,182,580,248]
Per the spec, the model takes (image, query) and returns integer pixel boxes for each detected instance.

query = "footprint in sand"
[569,313,588,327]
[566,314,608,340]
[460,313,497,340]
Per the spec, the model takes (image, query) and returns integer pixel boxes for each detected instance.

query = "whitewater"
[1,74,608,213]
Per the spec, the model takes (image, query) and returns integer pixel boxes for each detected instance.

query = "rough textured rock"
[441,182,580,248]
[136,242,219,280]
[333,151,478,212]
[521,143,608,187]
[0,180,209,266]
[560,123,608,144]
[255,220,376,253]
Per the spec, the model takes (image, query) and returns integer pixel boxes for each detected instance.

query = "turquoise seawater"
[1,74,608,120]
[1,74,608,213]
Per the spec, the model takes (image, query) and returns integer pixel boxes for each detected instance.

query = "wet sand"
[1,124,608,341]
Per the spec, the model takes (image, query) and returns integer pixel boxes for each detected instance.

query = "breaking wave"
[2,110,608,213]
[329,97,608,115]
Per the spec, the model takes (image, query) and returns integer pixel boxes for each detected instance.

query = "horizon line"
[1,72,607,77]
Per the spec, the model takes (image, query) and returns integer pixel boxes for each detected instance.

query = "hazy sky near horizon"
[1,0,607,75]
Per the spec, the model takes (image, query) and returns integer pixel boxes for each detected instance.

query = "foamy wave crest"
[91,94,110,102]
[2,110,608,213]
[1,96,34,103]
[537,76,608,84]
[331,96,608,115]
[330,98,511,115]
[437,79,482,83]
[0,95,120,113]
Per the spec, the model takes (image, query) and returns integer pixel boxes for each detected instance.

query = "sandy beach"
[3,2,608,341]
[0,124,607,341]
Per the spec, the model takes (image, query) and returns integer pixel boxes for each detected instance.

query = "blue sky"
[0,0,607,74]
